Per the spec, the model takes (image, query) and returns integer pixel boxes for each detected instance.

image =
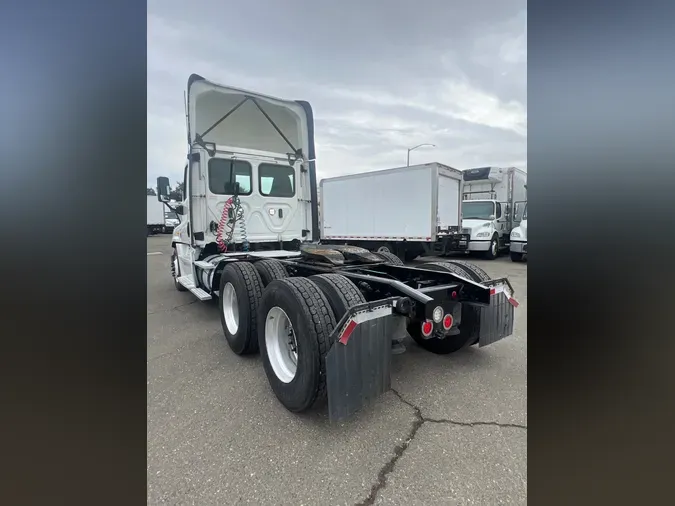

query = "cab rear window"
[259,164,295,198]
[208,159,252,195]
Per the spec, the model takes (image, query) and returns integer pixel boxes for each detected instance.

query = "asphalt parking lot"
[147,236,527,505]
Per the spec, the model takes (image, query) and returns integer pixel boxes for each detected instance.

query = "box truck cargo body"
[461,166,527,259]
[320,162,470,261]
[147,195,166,235]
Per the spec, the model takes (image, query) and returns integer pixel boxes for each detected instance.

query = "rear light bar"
[422,310,455,337]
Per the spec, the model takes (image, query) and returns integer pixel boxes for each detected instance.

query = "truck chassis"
[170,242,518,421]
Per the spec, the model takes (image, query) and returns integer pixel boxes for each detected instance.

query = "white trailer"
[147,195,166,235]
[320,162,470,261]
[461,166,527,259]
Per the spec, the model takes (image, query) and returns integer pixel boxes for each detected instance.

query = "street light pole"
[406,143,436,166]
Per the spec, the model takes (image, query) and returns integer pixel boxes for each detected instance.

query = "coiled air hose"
[216,195,249,253]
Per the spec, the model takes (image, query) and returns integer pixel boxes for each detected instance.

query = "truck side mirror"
[174,204,185,216]
[156,176,171,202]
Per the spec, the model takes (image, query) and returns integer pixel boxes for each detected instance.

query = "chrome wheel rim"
[265,306,298,383]
[491,239,497,255]
[222,282,239,334]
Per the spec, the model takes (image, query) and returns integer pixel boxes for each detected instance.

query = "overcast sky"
[147,0,526,189]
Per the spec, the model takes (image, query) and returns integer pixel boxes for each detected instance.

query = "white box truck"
[147,195,166,235]
[461,166,527,259]
[320,162,470,261]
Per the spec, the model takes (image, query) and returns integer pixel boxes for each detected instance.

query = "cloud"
[147,1,527,189]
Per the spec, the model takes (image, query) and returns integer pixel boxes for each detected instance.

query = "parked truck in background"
[320,163,470,262]
[164,205,180,233]
[154,74,519,422]
[147,195,166,235]
[509,201,527,262]
[461,166,527,259]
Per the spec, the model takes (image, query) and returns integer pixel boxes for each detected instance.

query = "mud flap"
[325,298,408,422]
[477,281,517,347]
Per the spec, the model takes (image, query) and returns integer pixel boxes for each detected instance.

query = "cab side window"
[495,202,503,219]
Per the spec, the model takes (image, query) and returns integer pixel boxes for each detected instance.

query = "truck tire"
[409,261,481,353]
[510,252,525,262]
[375,243,395,254]
[258,278,337,413]
[445,260,492,282]
[309,274,366,320]
[254,259,288,287]
[170,249,187,292]
[376,251,404,266]
[219,262,264,355]
[484,234,499,260]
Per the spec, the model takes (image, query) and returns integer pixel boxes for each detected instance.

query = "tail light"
[421,320,433,337]
[442,314,454,330]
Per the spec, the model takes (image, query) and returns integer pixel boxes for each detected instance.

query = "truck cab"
[461,166,527,260]
[159,75,319,296]
[509,202,527,262]
[461,199,511,259]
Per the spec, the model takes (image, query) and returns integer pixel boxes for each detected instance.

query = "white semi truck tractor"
[155,74,520,421]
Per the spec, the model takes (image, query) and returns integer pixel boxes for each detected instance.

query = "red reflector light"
[338,319,358,345]
[451,291,457,299]
[442,314,453,330]
[421,320,433,337]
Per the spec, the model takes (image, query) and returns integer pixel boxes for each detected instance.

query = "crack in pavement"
[147,299,199,316]
[356,388,527,506]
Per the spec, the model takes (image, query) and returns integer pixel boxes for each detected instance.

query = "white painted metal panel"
[321,164,435,240]
[147,196,165,226]
[437,174,461,228]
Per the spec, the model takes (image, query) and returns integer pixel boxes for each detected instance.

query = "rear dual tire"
[217,260,365,414]
[218,262,264,355]
[376,250,405,266]
[258,278,337,412]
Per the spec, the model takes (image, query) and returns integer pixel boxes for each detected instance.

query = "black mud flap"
[325,297,408,422]
[477,280,518,347]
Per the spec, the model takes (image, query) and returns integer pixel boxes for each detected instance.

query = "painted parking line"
[147,252,163,256]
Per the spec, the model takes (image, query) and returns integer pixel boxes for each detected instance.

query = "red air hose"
[216,197,234,253]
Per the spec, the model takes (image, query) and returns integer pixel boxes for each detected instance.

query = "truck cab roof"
[186,74,313,163]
